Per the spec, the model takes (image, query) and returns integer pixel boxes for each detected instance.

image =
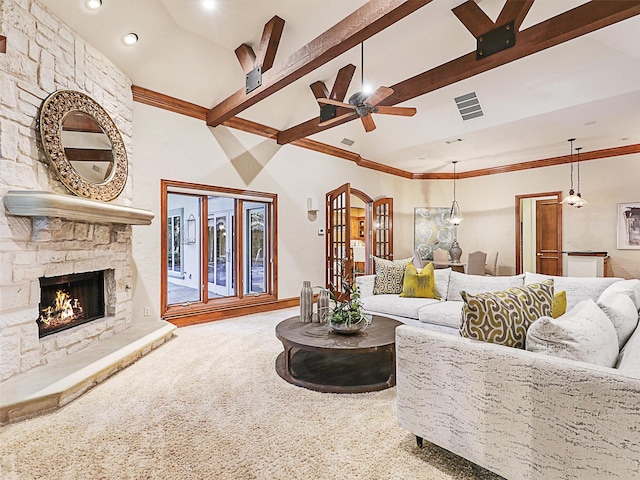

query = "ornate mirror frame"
[38,90,128,201]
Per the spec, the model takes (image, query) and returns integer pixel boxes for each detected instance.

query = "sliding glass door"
[162,181,277,321]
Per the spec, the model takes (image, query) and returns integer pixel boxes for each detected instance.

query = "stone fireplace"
[0,0,175,424]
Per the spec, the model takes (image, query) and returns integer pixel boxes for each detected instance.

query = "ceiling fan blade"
[375,106,417,117]
[318,111,356,127]
[365,86,394,107]
[317,98,355,108]
[361,114,376,132]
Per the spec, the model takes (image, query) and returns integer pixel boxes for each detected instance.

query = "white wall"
[449,155,640,278]
[131,103,415,319]
[132,101,639,319]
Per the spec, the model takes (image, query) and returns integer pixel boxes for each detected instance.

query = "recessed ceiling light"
[86,0,102,9]
[122,33,139,46]
[202,0,216,10]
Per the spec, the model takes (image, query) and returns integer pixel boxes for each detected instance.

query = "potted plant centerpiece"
[322,277,371,334]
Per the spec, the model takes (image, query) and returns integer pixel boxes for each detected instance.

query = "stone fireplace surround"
[0,191,176,424]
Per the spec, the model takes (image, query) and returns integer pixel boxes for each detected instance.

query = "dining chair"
[432,248,449,264]
[485,250,499,276]
[466,251,487,275]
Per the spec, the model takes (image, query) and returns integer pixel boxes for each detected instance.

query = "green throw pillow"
[552,290,567,318]
[373,257,411,295]
[460,280,554,349]
[400,262,440,299]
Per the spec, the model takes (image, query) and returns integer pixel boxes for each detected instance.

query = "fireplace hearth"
[38,271,105,338]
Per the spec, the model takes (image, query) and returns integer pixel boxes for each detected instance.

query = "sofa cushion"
[459,280,554,348]
[597,292,639,349]
[598,279,640,311]
[524,273,622,310]
[400,262,440,299]
[552,290,567,318]
[616,322,640,378]
[526,299,619,368]
[361,294,440,320]
[417,300,464,329]
[373,257,411,295]
[447,271,525,301]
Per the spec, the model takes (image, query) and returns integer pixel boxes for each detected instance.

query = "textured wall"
[0,0,134,381]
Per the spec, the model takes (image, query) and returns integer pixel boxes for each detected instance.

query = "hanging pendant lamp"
[448,160,463,225]
[561,138,581,206]
[573,146,588,208]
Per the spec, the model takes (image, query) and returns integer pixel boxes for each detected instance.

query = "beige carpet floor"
[0,307,503,480]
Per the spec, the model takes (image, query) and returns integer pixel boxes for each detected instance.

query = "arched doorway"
[326,183,393,296]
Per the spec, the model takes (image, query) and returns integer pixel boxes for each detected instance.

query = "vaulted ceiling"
[40,0,640,176]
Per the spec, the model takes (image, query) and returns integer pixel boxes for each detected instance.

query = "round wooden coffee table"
[275,315,401,393]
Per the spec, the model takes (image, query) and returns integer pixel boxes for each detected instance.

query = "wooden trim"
[413,144,640,180]
[515,191,562,276]
[134,87,640,180]
[206,0,433,127]
[256,16,285,73]
[166,296,298,327]
[132,85,207,120]
[0,36,6,54]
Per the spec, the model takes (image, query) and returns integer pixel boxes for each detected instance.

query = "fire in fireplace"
[38,271,105,337]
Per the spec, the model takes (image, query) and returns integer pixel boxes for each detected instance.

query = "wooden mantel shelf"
[3,191,154,225]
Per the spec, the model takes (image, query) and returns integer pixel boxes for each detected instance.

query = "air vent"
[454,92,483,121]
[341,138,355,146]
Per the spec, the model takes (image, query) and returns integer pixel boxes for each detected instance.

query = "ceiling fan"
[316,43,417,133]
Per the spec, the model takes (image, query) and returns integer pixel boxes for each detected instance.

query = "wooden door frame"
[515,191,562,275]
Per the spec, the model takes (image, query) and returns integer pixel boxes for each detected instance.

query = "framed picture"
[414,207,456,260]
[617,202,640,249]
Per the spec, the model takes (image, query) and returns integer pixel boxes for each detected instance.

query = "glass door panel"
[244,203,267,294]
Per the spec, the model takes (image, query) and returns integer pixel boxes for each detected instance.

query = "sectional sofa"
[357,268,640,479]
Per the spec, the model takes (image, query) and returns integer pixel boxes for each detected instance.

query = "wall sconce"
[307,197,319,212]
[185,214,197,244]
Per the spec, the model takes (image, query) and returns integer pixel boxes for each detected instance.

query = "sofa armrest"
[396,325,640,480]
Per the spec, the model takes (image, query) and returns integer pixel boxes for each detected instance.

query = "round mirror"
[38,90,128,201]
[61,111,115,184]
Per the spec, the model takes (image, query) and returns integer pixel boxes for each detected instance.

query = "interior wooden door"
[372,198,393,264]
[536,198,561,275]
[326,183,351,296]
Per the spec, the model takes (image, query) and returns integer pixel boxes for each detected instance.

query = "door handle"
[536,253,543,256]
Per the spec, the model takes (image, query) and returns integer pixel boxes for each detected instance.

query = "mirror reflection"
[61,111,115,184]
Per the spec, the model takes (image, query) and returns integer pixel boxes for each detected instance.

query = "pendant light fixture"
[561,138,581,206]
[448,160,463,225]
[573,146,588,208]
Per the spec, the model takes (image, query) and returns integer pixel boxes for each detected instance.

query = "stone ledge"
[3,191,154,225]
[0,320,176,425]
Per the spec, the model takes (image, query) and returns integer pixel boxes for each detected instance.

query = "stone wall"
[0,0,135,382]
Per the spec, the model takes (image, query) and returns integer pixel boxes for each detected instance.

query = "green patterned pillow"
[373,257,411,295]
[460,280,554,348]
[400,262,440,299]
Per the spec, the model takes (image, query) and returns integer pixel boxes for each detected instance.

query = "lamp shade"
[448,161,463,225]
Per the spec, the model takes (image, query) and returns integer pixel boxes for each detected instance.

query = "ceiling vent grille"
[454,92,483,121]
[341,138,355,146]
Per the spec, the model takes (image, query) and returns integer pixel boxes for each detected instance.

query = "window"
[161,180,277,322]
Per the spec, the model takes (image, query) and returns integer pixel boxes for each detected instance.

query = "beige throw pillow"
[526,299,619,368]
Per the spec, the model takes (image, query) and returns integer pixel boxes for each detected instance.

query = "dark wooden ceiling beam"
[277,0,640,145]
[310,80,329,100]
[256,15,285,73]
[496,0,535,30]
[452,1,494,38]
[234,44,256,75]
[329,64,356,101]
[206,0,433,127]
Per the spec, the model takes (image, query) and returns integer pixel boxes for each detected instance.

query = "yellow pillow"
[552,290,567,318]
[400,262,440,299]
